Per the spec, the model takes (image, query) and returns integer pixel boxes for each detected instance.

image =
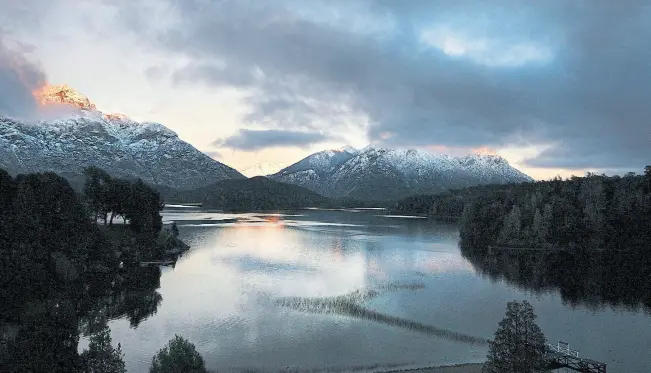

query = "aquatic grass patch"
[276,282,488,345]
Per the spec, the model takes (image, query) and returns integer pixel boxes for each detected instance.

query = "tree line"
[0,167,205,372]
[394,166,651,252]
[84,166,163,234]
[0,167,165,315]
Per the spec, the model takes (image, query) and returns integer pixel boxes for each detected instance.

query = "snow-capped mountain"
[0,85,244,189]
[269,146,360,196]
[239,162,287,178]
[271,146,532,200]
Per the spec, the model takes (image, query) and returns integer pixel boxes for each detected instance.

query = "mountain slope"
[239,162,287,177]
[270,147,532,200]
[0,86,244,190]
[270,147,359,195]
[165,176,330,211]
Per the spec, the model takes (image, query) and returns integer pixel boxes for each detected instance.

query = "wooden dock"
[544,341,606,372]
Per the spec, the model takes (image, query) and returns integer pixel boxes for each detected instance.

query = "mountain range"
[1,84,532,201]
[0,85,244,190]
[269,146,532,200]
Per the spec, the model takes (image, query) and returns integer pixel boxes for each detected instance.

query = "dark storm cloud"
[0,37,46,117]
[118,0,651,170]
[214,129,337,151]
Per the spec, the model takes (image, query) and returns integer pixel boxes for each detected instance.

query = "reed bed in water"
[276,282,487,345]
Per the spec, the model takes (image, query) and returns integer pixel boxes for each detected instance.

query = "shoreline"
[382,363,483,373]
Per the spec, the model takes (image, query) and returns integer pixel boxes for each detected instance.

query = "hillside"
[165,176,331,211]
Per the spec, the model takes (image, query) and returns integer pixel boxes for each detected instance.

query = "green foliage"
[3,299,82,373]
[84,166,113,224]
[81,326,126,373]
[125,179,164,234]
[107,178,132,225]
[396,167,651,251]
[0,171,106,303]
[0,168,173,372]
[393,193,465,218]
[150,335,208,373]
[82,168,164,235]
[483,301,547,373]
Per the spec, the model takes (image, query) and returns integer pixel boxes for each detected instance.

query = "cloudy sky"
[1,0,649,179]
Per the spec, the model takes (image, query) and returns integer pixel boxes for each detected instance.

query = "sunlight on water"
[100,209,651,373]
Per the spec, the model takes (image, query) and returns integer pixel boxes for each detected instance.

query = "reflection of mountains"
[277,283,488,345]
[461,246,651,312]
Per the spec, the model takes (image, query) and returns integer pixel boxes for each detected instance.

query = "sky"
[0,0,649,179]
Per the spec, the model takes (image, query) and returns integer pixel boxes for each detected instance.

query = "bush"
[150,335,207,373]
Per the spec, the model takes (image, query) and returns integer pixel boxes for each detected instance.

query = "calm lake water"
[88,208,651,373]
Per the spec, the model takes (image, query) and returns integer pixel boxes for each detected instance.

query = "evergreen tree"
[150,335,207,373]
[81,326,126,373]
[84,167,113,224]
[499,205,522,243]
[532,208,543,242]
[483,300,547,373]
[107,178,131,225]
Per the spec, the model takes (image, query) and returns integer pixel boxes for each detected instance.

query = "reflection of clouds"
[219,255,320,273]
[111,212,489,372]
[416,252,474,274]
[208,224,367,298]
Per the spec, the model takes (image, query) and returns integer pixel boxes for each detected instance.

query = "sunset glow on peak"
[32,83,96,111]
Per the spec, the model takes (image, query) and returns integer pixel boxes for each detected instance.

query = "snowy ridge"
[0,112,244,189]
[239,162,287,177]
[271,146,532,200]
[270,147,360,196]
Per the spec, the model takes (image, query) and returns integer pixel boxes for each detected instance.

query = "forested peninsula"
[0,167,193,371]
[395,166,651,252]
[0,167,185,314]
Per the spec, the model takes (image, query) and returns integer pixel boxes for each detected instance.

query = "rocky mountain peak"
[33,84,96,111]
[102,113,131,122]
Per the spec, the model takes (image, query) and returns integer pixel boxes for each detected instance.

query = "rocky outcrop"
[33,84,96,111]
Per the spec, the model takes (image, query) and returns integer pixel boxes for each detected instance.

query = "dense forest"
[0,166,166,313]
[0,166,173,371]
[395,166,651,251]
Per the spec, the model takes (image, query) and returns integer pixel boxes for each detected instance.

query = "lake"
[89,207,651,372]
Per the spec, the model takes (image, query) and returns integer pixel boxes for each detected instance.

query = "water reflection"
[461,246,651,313]
[8,209,650,372]
[0,266,164,371]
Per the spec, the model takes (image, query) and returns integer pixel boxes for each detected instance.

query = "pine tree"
[150,335,207,373]
[483,300,547,373]
[532,208,543,243]
[81,326,126,373]
[499,205,521,243]
[83,167,113,224]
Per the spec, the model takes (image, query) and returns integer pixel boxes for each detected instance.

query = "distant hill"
[163,176,331,211]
